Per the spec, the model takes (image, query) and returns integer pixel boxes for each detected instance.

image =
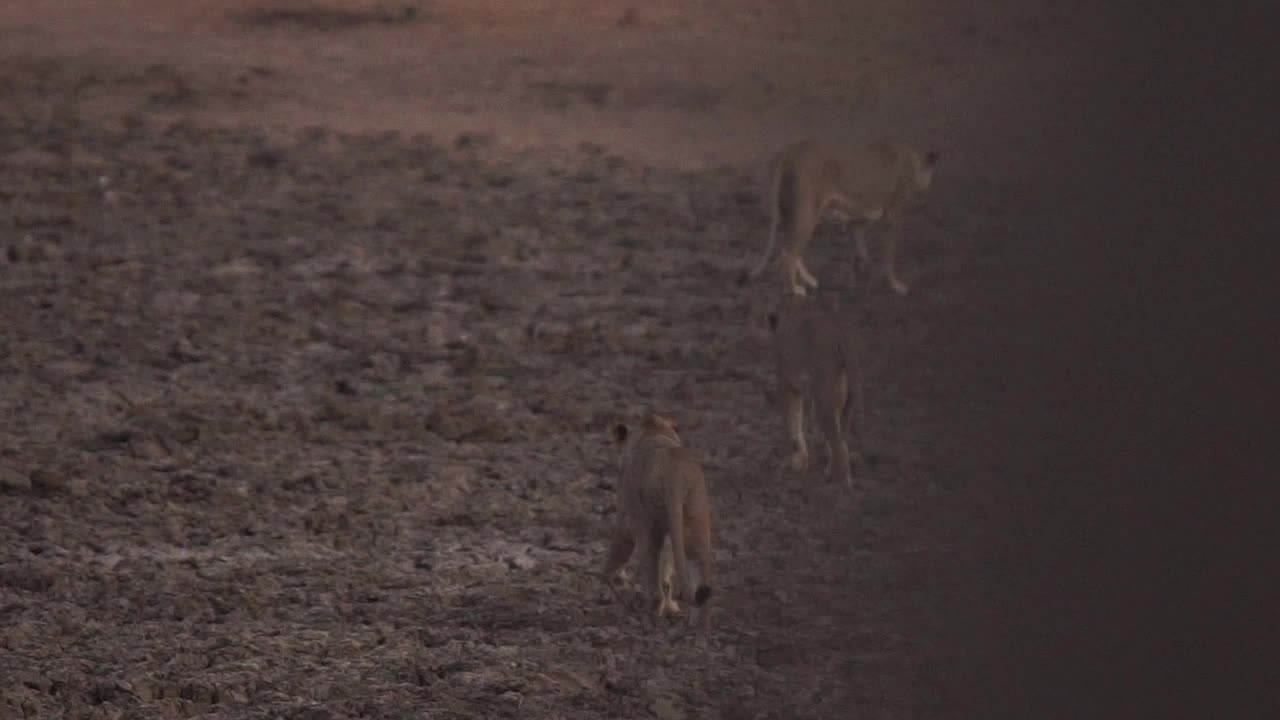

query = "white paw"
[658,597,682,618]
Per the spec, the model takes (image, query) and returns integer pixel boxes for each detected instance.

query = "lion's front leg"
[881,219,910,295]
[849,224,871,283]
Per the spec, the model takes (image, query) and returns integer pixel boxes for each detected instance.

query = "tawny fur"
[749,138,939,297]
[767,294,867,488]
[602,414,714,629]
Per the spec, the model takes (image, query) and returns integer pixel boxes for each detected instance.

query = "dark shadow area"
[934,4,1275,717]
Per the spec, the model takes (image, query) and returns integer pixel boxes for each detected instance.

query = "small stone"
[211,257,261,277]
[28,468,65,496]
[11,234,52,263]
[651,696,685,720]
[454,132,494,149]
[169,337,204,363]
[505,551,537,571]
[219,685,249,704]
[66,476,91,497]
[133,437,170,461]
[0,466,31,494]
[755,644,806,668]
[19,673,52,693]
[439,464,475,487]
[619,322,651,341]
[5,148,60,169]
[46,359,94,380]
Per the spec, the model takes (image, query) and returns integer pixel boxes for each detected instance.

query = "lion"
[766,293,868,488]
[602,414,714,628]
[748,138,939,296]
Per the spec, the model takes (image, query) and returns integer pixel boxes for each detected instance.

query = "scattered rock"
[436,464,476,504]
[128,679,156,702]
[755,643,807,668]
[45,359,95,380]
[504,549,537,571]
[17,673,52,693]
[218,685,249,704]
[169,336,206,363]
[25,466,62,491]
[246,148,283,169]
[425,401,511,442]
[6,234,61,263]
[211,257,262,277]
[132,436,170,461]
[619,322,652,343]
[66,475,91,497]
[0,466,31,494]
[651,695,685,720]
[4,147,61,170]
[455,132,495,149]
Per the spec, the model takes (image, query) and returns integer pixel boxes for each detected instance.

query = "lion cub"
[749,138,939,297]
[602,414,714,627]
[767,294,867,488]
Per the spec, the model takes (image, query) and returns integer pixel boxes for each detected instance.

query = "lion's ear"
[925,150,939,166]
[612,423,629,443]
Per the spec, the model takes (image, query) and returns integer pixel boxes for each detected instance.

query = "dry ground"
[0,1,1108,718]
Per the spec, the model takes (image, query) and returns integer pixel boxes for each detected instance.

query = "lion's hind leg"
[602,527,636,611]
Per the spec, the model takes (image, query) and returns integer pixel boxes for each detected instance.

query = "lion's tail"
[748,153,784,281]
[842,337,879,469]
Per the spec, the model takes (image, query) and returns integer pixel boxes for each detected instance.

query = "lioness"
[749,138,939,296]
[767,293,867,488]
[602,414,714,628]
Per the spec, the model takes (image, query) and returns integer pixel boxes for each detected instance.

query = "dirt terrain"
[0,1,1143,718]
